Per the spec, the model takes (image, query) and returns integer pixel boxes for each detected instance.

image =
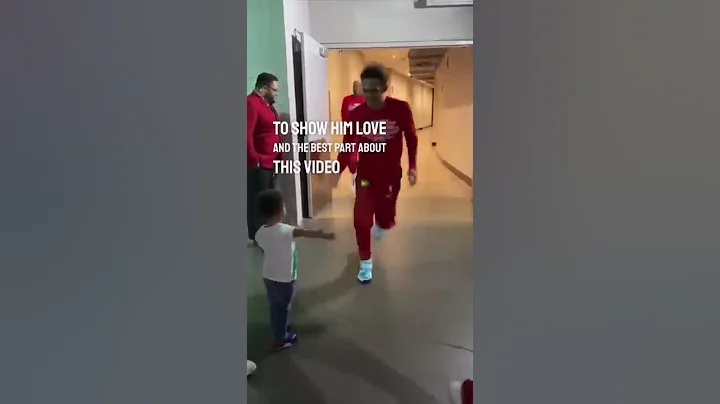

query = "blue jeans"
[263,278,295,343]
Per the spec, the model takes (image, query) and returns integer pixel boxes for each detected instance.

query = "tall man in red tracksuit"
[341,81,365,122]
[337,64,418,284]
[340,81,365,188]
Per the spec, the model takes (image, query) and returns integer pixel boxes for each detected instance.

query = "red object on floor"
[461,379,473,403]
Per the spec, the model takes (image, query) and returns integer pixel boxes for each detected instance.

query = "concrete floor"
[247,131,473,404]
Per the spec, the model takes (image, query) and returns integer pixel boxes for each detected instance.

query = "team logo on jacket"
[348,103,361,111]
[385,120,399,135]
[366,119,399,142]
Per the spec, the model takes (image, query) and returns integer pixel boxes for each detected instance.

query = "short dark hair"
[360,64,389,87]
[256,189,284,219]
[255,72,278,89]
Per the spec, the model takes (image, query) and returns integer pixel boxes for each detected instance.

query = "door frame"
[291,33,312,219]
[322,40,472,50]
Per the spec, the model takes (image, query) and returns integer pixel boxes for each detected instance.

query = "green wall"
[246,0,291,334]
[247,0,290,113]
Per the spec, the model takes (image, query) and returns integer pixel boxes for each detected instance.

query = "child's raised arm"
[292,228,336,240]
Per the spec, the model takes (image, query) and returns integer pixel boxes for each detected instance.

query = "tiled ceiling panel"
[408,48,448,84]
[358,47,449,85]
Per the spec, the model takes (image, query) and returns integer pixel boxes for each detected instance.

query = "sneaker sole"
[274,343,295,352]
[273,335,299,352]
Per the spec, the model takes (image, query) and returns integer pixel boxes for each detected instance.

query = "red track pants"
[353,173,401,261]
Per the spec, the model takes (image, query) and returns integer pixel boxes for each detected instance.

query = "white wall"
[308,0,472,47]
[327,50,367,123]
[281,0,312,224]
[432,47,473,178]
[327,50,366,160]
[388,69,434,130]
[282,0,311,124]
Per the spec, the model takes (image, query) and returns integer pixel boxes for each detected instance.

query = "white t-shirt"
[254,223,298,283]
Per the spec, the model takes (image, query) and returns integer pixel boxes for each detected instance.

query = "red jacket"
[341,94,365,122]
[247,93,281,169]
[338,97,418,184]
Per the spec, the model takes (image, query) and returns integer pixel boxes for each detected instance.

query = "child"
[254,189,335,351]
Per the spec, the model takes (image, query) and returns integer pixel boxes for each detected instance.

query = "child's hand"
[322,231,336,240]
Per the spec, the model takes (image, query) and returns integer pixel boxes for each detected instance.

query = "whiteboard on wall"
[300,32,330,143]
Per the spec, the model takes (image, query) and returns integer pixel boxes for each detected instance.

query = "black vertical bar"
[291,35,310,218]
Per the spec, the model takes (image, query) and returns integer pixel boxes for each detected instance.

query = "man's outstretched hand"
[407,168,418,186]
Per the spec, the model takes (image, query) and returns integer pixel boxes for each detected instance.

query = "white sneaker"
[371,224,386,241]
[247,360,257,376]
[357,258,373,284]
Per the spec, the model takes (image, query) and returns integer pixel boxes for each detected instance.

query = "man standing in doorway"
[247,72,282,244]
[340,81,365,188]
[341,81,365,122]
[336,64,418,284]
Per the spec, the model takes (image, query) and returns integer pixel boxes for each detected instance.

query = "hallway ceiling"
[408,48,447,85]
[361,49,410,76]
[359,47,449,86]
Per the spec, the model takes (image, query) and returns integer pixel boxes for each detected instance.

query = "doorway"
[291,33,311,219]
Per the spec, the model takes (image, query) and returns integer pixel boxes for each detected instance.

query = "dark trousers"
[247,167,276,240]
[263,278,295,343]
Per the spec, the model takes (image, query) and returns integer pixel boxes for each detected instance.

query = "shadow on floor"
[247,252,359,365]
[248,252,439,404]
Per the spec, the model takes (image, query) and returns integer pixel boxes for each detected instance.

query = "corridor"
[247,131,473,403]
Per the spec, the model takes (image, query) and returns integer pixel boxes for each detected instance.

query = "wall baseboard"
[434,149,473,188]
